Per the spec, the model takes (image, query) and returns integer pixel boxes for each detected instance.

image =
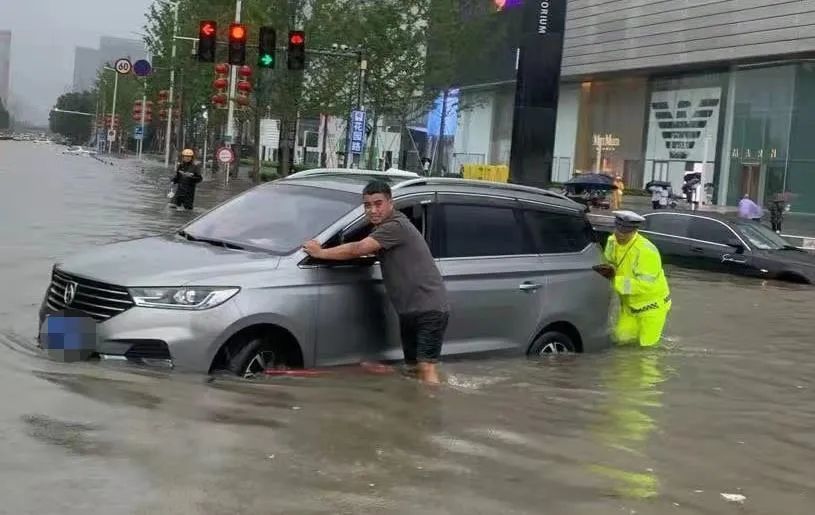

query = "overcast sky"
[4,0,154,124]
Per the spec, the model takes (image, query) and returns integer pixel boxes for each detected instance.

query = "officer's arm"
[614,247,663,296]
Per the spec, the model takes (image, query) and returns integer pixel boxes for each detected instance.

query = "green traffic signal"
[258,26,276,68]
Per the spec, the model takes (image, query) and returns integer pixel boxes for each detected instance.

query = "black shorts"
[398,311,449,365]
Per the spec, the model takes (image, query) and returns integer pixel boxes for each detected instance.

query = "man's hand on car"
[303,240,324,258]
[593,264,616,280]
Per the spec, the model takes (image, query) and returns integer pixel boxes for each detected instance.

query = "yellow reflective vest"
[604,233,670,311]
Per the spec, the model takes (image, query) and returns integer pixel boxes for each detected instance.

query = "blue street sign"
[349,110,366,155]
[133,125,144,140]
[133,59,153,77]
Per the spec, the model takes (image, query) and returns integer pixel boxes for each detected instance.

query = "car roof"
[278,169,582,211]
[641,210,746,224]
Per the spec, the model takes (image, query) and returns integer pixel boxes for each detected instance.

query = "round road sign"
[216,146,235,164]
[114,58,132,75]
[133,59,153,77]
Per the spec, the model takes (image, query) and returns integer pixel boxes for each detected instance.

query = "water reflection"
[591,349,669,499]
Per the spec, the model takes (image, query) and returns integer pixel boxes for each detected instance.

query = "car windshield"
[181,183,360,255]
[734,221,789,250]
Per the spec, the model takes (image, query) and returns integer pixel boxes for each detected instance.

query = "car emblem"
[63,282,78,305]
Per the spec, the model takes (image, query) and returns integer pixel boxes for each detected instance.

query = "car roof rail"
[285,168,420,180]
[393,176,573,202]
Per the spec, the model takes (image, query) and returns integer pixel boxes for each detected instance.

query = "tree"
[49,91,97,144]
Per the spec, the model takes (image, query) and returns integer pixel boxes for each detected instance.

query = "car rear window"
[523,209,595,253]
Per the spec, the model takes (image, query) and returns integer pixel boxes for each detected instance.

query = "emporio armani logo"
[651,98,720,159]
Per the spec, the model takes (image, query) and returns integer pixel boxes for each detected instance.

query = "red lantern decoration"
[158,90,169,102]
[159,109,168,118]
[238,65,252,78]
[213,77,228,90]
[237,80,252,93]
[236,95,250,106]
[211,94,226,105]
[215,63,230,75]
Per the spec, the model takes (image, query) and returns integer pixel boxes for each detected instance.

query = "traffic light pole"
[138,79,147,161]
[164,1,179,168]
[224,0,242,161]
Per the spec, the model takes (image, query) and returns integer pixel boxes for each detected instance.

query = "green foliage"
[49,91,97,143]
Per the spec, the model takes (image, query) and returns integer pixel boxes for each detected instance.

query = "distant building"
[72,47,100,93]
[0,31,11,107]
[72,36,147,93]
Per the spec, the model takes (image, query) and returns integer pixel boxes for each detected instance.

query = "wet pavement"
[1,141,815,515]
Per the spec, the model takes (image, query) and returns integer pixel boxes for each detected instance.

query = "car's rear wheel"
[528,331,576,356]
[226,338,286,378]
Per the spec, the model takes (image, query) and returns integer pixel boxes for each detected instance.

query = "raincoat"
[604,233,671,347]
[171,161,203,209]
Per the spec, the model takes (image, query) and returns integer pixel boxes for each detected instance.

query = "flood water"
[1,141,814,515]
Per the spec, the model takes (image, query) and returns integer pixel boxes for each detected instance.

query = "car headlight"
[128,287,240,310]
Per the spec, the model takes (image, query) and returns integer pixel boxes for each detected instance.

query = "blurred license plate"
[39,313,98,362]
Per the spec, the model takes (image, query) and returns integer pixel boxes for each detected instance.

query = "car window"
[439,203,527,258]
[183,183,359,255]
[688,218,734,245]
[523,209,594,254]
[644,214,690,238]
[734,222,786,250]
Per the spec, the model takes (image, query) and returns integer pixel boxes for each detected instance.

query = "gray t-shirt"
[370,211,448,315]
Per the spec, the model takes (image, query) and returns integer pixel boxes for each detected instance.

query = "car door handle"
[691,246,704,253]
[519,282,543,292]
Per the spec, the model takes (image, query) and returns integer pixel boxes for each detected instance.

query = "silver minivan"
[38,169,612,376]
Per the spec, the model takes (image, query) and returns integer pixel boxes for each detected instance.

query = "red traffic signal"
[198,20,217,62]
[228,23,248,65]
[230,23,247,41]
[288,30,306,70]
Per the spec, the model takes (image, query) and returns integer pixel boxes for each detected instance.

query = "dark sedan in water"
[592,211,815,284]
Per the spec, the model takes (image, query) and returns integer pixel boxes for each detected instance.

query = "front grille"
[124,340,172,360]
[46,268,134,322]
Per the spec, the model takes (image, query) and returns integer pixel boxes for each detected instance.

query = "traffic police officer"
[597,211,671,347]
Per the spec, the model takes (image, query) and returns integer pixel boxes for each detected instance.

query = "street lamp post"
[164,1,180,168]
[102,66,120,154]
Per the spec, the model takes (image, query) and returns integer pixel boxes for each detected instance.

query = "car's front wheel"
[528,331,576,356]
[226,338,286,378]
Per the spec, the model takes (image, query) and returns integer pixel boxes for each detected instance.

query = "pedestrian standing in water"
[171,149,203,211]
[769,194,787,233]
[303,180,449,384]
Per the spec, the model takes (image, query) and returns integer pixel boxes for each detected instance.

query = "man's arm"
[304,237,382,261]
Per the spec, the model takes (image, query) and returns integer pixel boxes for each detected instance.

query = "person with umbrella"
[595,211,672,348]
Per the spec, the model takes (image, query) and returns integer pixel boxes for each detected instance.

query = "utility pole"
[164,1,179,168]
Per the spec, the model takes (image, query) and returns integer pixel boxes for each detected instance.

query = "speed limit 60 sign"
[216,146,235,164]
[114,58,132,75]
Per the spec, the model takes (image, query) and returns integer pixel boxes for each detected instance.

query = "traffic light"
[228,23,247,65]
[288,30,306,70]
[258,26,276,68]
[197,20,217,62]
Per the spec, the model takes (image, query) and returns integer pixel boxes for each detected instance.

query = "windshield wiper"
[177,230,246,250]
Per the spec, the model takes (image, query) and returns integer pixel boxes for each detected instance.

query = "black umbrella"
[646,180,672,190]
[565,173,618,191]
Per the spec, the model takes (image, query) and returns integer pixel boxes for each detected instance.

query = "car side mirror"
[727,238,745,254]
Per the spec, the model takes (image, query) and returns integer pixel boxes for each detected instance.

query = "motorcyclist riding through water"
[171,149,203,210]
